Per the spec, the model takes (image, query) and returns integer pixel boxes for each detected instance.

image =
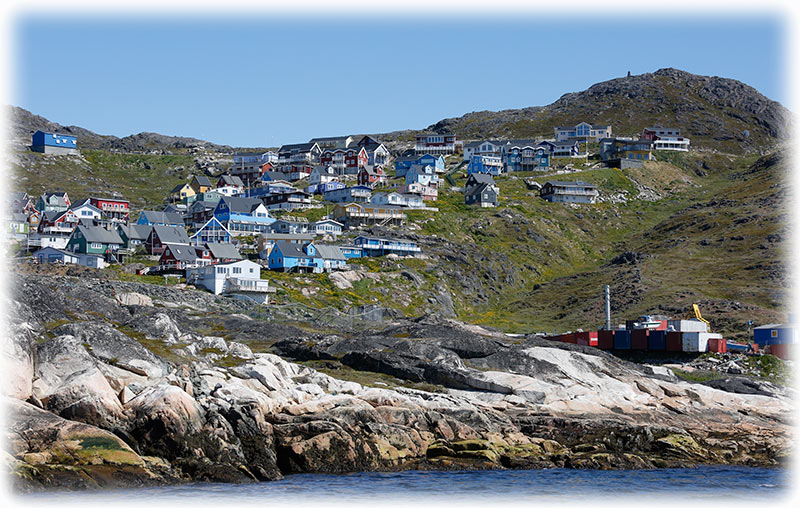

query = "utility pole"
[605,285,611,330]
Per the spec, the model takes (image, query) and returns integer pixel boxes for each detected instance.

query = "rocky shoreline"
[5,271,792,492]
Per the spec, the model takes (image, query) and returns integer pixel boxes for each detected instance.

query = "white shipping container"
[667,319,709,333]
[682,332,722,352]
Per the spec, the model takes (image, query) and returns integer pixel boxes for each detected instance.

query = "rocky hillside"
[6,106,233,154]
[5,270,792,490]
[412,68,790,155]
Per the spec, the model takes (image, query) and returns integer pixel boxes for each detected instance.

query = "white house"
[33,246,107,268]
[70,199,103,222]
[312,219,343,237]
[370,192,408,207]
[186,259,275,304]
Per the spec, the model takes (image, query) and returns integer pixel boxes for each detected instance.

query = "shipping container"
[648,330,667,351]
[575,331,598,347]
[768,343,791,360]
[598,330,614,350]
[614,330,631,350]
[753,325,796,347]
[667,319,709,333]
[631,329,649,350]
[682,332,722,353]
[666,331,683,352]
[560,333,577,344]
[707,338,726,354]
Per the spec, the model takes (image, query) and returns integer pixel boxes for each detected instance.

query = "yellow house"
[169,182,196,203]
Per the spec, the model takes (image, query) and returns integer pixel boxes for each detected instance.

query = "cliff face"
[425,68,790,154]
[5,271,792,491]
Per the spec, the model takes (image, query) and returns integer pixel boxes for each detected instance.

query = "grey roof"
[260,233,315,241]
[140,210,184,225]
[164,244,198,262]
[152,224,191,244]
[189,200,217,213]
[219,174,245,187]
[10,212,27,222]
[119,224,152,241]
[11,191,28,202]
[273,240,317,259]
[465,182,496,197]
[279,142,317,152]
[314,219,343,226]
[315,244,346,261]
[192,175,213,187]
[545,180,597,189]
[220,196,263,214]
[170,182,189,193]
[553,140,580,147]
[42,210,65,222]
[76,224,123,245]
[466,173,497,187]
[204,242,243,260]
[309,135,353,143]
[262,171,287,181]
[162,204,186,214]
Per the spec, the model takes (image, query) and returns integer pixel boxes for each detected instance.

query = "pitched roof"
[140,210,185,225]
[163,244,198,262]
[259,232,316,241]
[262,171,287,181]
[273,240,317,259]
[218,174,245,187]
[204,242,243,260]
[315,244,346,261]
[545,180,597,189]
[76,224,123,245]
[170,182,190,193]
[466,173,497,187]
[219,196,264,214]
[152,224,191,244]
[192,175,213,187]
[119,224,152,241]
[279,142,317,152]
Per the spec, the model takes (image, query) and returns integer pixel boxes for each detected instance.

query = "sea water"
[21,466,789,504]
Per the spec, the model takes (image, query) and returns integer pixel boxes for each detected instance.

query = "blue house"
[753,324,796,347]
[467,155,504,176]
[213,196,275,235]
[31,131,78,155]
[190,217,232,245]
[395,154,445,177]
[268,241,323,273]
[505,143,549,172]
[308,181,345,195]
[405,164,439,186]
[353,236,421,257]
[339,245,363,259]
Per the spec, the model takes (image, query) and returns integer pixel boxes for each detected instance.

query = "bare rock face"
[4,319,36,400]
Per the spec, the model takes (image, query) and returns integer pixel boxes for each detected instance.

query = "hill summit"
[424,68,790,154]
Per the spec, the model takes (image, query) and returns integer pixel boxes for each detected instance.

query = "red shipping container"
[560,333,577,344]
[631,329,649,350]
[753,343,759,353]
[598,330,614,350]
[574,331,599,347]
[769,343,790,360]
[666,332,683,352]
[707,338,727,354]
[547,334,562,342]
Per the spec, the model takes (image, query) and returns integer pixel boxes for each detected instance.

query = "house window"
[772,330,778,338]
[90,242,102,249]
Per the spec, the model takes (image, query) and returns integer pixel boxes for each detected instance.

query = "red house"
[89,196,130,223]
[357,166,387,188]
[320,147,368,175]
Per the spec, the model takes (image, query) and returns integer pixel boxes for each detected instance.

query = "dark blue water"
[23,467,789,503]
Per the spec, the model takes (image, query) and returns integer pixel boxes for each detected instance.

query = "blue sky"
[12,13,788,148]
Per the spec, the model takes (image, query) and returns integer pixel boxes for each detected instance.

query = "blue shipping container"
[648,330,666,351]
[753,325,795,346]
[614,330,631,350]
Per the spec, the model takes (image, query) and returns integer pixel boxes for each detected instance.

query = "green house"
[67,224,123,255]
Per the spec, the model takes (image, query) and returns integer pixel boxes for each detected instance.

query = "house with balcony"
[357,166,387,188]
[503,142,549,171]
[215,175,246,196]
[89,196,130,224]
[38,209,79,235]
[309,135,356,150]
[186,260,275,303]
[261,190,314,210]
[462,140,504,161]
[309,181,345,196]
[552,141,582,158]
[467,155,504,176]
[278,142,322,166]
[306,165,339,193]
[540,180,599,203]
[324,185,372,203]
[396,154,446,177]
[370,191,409,207]
[353,235,421,257]
[189,217,232,245]
[268,241,323,273]
[157,244,206,272]
[653,136,690,152]
[320,146,368,176]
[214,196,274,235]
[398,182,438,201]
[355,136,391,167]
[283,164,314,182]
[332,203,407,227]
[599,138,655,161]
[415,134,457,155]
[257,232,316,259]
[554,122,612,142]
[641,127,681,140]
[313,219,343,237]
[406,164,439,187]
[269,217,311,235]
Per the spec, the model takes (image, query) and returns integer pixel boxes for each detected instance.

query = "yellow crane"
[691,304,711,331]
